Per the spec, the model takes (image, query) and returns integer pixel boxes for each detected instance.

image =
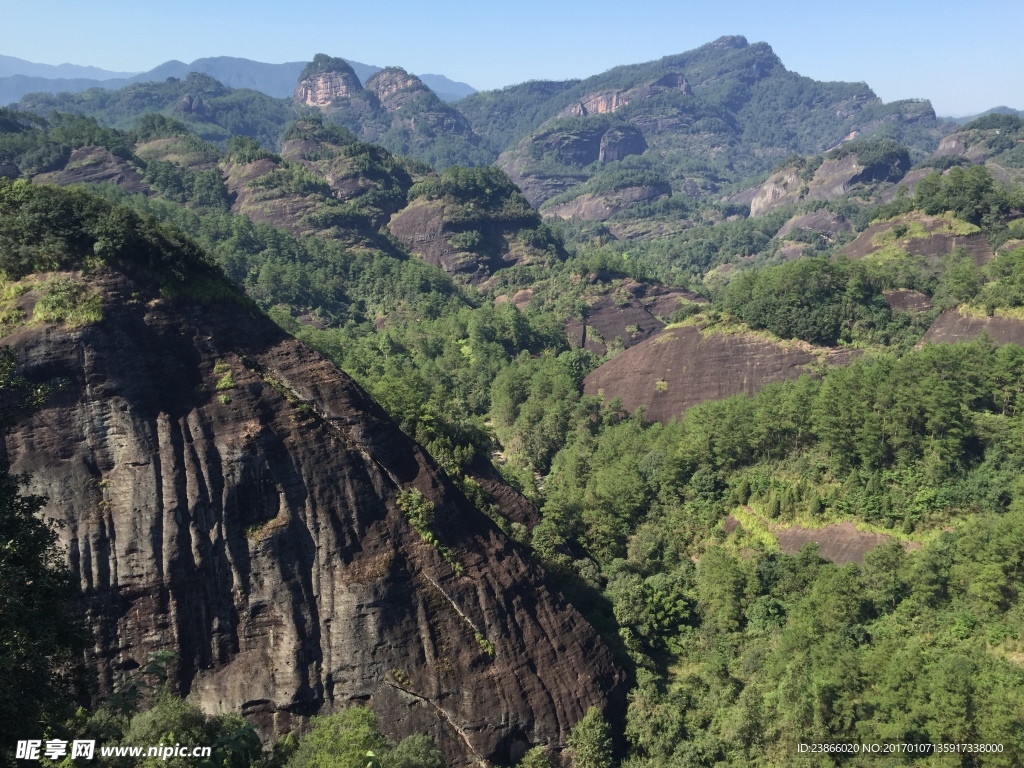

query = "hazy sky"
[4,0,1021,115]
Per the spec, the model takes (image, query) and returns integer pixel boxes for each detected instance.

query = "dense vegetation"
[4,47,1024,765]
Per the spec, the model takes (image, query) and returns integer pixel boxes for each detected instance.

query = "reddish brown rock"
[750,156,867,217]
[365,68,432,112]
[883,289,933,314]
[34,146,152,195]
[564,280,702,355]
[775,210,851,240]
[386,199,543,285]
[543,183,669,222]
[918,309,1024,347]
[3,269,624,765]
[583,325,856,422]
[294,64,364,107]
[842,213,994,265]
[726,516,917,565]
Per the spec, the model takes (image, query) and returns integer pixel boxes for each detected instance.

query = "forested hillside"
[2,34,1024,767]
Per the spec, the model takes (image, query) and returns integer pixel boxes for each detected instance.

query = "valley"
[2,34,1024,768]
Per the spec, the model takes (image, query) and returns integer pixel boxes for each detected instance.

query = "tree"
[518,745,554,768]
[566,707,613,768]
[287,708,389,768]
[0,349,80,764]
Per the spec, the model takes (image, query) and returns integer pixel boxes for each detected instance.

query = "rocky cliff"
[583,324,856,422]
[842,212,994,265]
[293,59,365,108]
[2,264,624,764]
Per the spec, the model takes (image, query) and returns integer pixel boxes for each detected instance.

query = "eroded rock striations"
[294,60,364,107]
[2,269,624,764]
[583,324,856,422]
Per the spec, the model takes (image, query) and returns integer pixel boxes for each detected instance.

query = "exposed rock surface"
[294,63,364,107]
[498,123,649,207]
[543,183,670,222]
[919,309,1024,347]
[2,269,624,764]
[34,146,152,195]
[564,279,703,355]
[583,325,856,422]
[386,199,542,286]
[775,210,851,240]
[883,289,933,314]
[725,516,918,565]
[842,213,994,265]
[598,125,647,163]
[749,156,875,216]
[365,68,432,112]
[559,73,692,120]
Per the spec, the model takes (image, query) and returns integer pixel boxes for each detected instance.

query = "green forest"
[2,36,1024,768]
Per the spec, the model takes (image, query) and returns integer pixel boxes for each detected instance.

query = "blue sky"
[4,0,1021,115]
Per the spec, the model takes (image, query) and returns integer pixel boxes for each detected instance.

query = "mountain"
[946,105,1024,124]
[0,181,624,764]
[0,54,476,107]
[291,55,493,170]
[0,53,136,79]
[459,36,952,217]
[417,74,477,102]
[0,74,133,109]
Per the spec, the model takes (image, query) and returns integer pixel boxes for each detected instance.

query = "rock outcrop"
[598,125,647,163]
[842,213,994,265]
[583,324,856,422]
[365,68,433,112]
[2,268,624,764]
[748,155,879,217]
[918,309,1024,347]
[543,182,669,222]
[294,60,364,107]
[564,279,703,355]
[775,210,851,241]
[33,146,152,195]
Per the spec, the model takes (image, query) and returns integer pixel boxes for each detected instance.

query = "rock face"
[598,125,647,163]
[33,146,152,195]
[543,183,670,222]
[919,309,1024,347]
[726,516,918,565]
[775,210,851,241]
[365,68,432,112]
[749,156,876,217]
[564,279,702,355]
[883,289,933,314]
[842,213,994,265]
[2,269,624,764]
[583,325,856,422]
[294,63,364,107]
[499,122,651,208]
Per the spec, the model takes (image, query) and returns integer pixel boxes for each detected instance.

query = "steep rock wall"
[3,270,624,765]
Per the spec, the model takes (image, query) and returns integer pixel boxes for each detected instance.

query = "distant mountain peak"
[709,34,749,49]
[365,67,430,108]
[294,54,364,107]
[298,53,360,83]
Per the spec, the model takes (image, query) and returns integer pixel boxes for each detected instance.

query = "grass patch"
[728,506,780,551]
[213,360,237,391]
[942,212,982,236]
[871,219,928,247]
[34,277,103,327]
[397,488,465,576]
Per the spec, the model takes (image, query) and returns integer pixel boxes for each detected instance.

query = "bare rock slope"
[2,268,623,764]
[583,324,855,422]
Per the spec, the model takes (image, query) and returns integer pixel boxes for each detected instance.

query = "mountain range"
[0,53,477,106]
[3,34,1024,767]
